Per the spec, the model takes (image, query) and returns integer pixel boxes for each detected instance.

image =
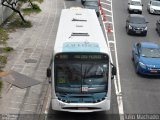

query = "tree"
[1,0,26,22]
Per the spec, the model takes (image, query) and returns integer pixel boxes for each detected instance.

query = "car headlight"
[129,25,132,29]
[139,62,146,69]
[144,27,147,30]
[150,8,155,13]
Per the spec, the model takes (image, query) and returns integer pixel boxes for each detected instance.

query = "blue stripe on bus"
[62,42,100,52]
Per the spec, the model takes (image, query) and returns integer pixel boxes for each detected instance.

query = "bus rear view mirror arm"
[47,67,52,83]
[47,67,51,78]
[111,63,117,79]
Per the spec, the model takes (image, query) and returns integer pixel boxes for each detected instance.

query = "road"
[46,0,120,120]
[113,0,160,114]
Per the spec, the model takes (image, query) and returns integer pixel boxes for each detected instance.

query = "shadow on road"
[47,109,120,120]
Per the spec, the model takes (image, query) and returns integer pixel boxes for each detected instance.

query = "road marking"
[105,14,112,17]
[9,107,20,110]
[109,41,115,43]
[44,0,58,115]
[104,21,112,24]
[100,1,111,5]
[101,0,124,119]
[103,8,112,13]
[108,0,124,119]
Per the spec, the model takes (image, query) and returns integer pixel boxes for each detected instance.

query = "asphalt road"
[46,0,120,120]
[112,0,160,114]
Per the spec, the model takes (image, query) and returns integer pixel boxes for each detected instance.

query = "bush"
[0,56,7,67]
[3,47,14,52]
[32,3,41,12]
[0,27,8,44]
[22,3,41,15]
[6,18,32,30]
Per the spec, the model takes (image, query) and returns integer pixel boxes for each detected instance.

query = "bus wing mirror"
[111,64,116,79]
[112,66,117,76]
[47,68,51,78]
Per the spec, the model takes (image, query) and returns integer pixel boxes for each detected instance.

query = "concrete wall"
[0,0,13,24]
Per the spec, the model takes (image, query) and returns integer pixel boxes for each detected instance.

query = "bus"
[47,8,116,112]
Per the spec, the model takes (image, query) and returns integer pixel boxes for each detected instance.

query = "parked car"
[81,0,100,17]
[128,0,143,14]
[156,19,160,35]
[147,0,160,14]
[81,0,97,5]
[126,14,148,36]
[132,42,160,75]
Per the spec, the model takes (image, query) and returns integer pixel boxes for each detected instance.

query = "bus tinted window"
[55,62,108,93]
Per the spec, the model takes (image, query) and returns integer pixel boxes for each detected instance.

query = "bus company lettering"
[64,42,99,48]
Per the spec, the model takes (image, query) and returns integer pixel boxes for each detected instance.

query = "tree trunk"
[28,0,34,8]
[1,0,26,22]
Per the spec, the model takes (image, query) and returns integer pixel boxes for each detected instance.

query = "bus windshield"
[55,62,109,93]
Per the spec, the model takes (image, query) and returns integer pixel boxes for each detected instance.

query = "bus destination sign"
[55,53,108,61]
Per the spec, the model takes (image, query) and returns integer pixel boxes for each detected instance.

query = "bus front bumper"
[51,98,110,113]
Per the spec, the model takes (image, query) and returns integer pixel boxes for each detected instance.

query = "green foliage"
[2,47,14,52]
[6,18,32,30]
[0,27,8,44]
[0,56,7,64]
[22,3,41,15]
[32,3,41,12]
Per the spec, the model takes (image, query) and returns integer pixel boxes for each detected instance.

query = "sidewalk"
[0,0,62,117]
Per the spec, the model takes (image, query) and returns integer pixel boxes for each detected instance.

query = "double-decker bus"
[47,8,116,112]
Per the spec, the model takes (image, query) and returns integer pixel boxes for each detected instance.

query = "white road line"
[9,107,20,110]
[104,21,112,24]
[44,0,58,115]
[100,1,111,6]
[44,86,51,114]
[109,41,115,43]
[105,14,112,17]
[64,0,66,9]
[109,0,124,119]
[24,109,35,112]
[103,8,112,13]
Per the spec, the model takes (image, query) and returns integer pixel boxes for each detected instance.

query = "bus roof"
[54,9,109,54]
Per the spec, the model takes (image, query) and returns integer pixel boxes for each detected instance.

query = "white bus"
[47,8,116,112]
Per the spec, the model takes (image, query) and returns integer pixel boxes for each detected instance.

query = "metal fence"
[0,0,13,25]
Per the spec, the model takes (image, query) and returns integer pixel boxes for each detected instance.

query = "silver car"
[147,0,160,14]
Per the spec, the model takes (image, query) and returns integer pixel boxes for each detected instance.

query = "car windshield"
[55,62,108,93]
[151,1,160,6]
[141,47,160,58]
[131,1,141,5]
[84,1,98,6]
[130,16,146,24]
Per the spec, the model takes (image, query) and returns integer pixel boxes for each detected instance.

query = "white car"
[128,0,143,14]
[147,0,160,14]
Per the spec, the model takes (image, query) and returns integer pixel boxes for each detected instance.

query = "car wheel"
[126,27,130,34]
[135,63,139,74]
[143,32,147,36]
[131,52,134,61]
